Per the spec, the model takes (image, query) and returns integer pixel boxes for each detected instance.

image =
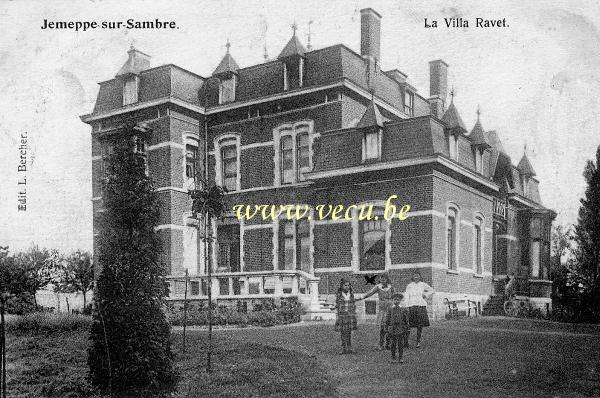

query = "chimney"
[429,59,448,118]
[360,8,382,62]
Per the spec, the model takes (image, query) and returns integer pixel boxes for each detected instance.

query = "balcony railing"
[166,269,320,301]
[493,198,507,219]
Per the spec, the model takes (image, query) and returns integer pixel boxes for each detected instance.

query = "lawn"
[5,316,600,397]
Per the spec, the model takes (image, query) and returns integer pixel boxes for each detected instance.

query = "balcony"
[493,198,507,219]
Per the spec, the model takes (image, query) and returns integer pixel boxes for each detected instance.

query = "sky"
[1,0,599,253]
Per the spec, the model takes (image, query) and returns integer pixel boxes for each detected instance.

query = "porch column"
[308,279,320,312]
[211,278,220,301]
[291,275,299,294]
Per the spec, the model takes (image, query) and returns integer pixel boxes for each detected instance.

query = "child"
[334,278,358,354]
[362,273,395,350]
[385,292,409,363]
[404,271,434,348]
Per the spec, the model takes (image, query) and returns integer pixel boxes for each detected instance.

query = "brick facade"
[82,8,555,320]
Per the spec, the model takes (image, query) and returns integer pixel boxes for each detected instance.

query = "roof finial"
[307,20,313,50]
[291,21,298,37]
[476,104,481,121]
[449,86,455,104]
[524,143,527,154]
[129,38,137,51]
[225,38,231,54]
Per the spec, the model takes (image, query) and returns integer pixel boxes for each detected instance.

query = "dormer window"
[218,75,236,104]
[474,149,483,173]
[283,58,304,91]
[123,75,139,105]
[404,90,414,116]
[362,128,382,162]
[449,135,458,160]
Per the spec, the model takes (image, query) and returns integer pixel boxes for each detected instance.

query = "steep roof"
[441,102,467,133]
[357,100,384,129]
[469,117,491,148]
[213,52,240,77]
[278,35,307,59]
[517,152,536,176]
[116,47,151,77]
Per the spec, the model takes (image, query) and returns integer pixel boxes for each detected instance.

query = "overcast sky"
[1,0,599,253]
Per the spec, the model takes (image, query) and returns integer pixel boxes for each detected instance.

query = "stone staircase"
[482,295,505,316]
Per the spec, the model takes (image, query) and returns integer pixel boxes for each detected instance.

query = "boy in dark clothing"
[385,292,409,363]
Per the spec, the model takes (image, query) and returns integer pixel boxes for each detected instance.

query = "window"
[360,219,386,271]
[183,223,201,275]
[217,223,240,272]
[522,176,529,197]
[280,135,294,184]
[404,90,414,116]
[279,217,311,272]
[218,76,236,104]
[281,220,295,270]
[132,136,148,175]
[221,140,238,191]
[215,135,240,192]
[362,129,382,162]
[297,133,310,182]
[530,240,540,278]
[365,301,377,315]
[447,208,458,270]
[190,281,200,296]
[283,58,304,91]
[475,149,483,173]
[473,217,483,274]
[274,122,313,186]
[297,219,310,272]
[186,144,198,188]
[100,140,114,175]
[123,76,138,105]
[449,135,458,160]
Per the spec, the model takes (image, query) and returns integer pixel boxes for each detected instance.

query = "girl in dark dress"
[334,278,358,354]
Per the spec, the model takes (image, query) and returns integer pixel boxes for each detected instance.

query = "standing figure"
[362,273,395,350]
[334,278,358,354]
[404,271,435,348]
[385,292,409,363]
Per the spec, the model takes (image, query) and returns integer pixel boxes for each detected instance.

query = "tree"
[15,246,59,306]
[573,145,600,321]
[88,126,175,395]
[56,250,94,310]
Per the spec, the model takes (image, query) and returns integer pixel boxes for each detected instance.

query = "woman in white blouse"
[404,271,435,348]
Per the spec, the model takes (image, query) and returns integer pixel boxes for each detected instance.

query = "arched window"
[473,215,484,274]
[360,218,387,271]
[184,135,200,190]
[447,205,459,270]
[214,134,241,192]
[273,122,313,186]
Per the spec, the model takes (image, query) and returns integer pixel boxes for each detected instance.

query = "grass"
[5,313,337,398]
[4,315,600,397]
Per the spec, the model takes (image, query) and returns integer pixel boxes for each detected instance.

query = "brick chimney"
[429,59,448,118]
[360,8,382,63]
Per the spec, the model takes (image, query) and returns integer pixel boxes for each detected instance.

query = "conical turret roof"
[278,31,307,59]
[357,100,384,129]
[517,152,536,176]
[441,102,467,133]
[470,108,491,148]
[213,41,239,77]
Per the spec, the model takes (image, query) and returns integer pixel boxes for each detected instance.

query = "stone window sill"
[473,274,485,279]
[446,269,459,275]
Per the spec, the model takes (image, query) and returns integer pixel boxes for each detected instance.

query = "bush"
[166,297,304,327]
[6,312,92,335]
